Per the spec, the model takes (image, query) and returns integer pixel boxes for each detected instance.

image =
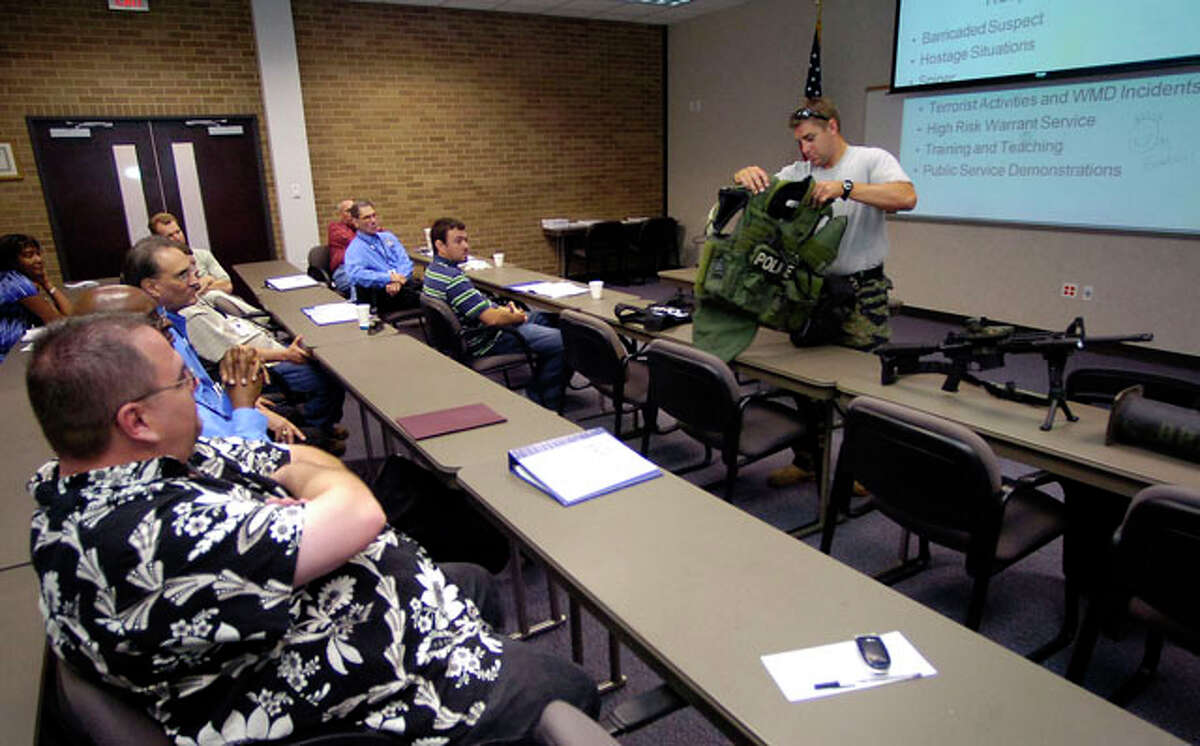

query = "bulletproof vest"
[692,178,846,360]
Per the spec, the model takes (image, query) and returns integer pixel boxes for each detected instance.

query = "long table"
[452,256,1198,493]
[231,259,1187,745]
[0,350,59,745]
[314,335,580,475]
[232,260,399,347]
[457,455,1182,745]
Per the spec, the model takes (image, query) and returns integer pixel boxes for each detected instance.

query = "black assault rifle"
[874,316,1153,431]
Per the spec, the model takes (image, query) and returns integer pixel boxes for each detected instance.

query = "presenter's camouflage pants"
[839,273,893,351]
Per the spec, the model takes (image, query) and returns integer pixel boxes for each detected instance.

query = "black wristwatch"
[841,179,854,201]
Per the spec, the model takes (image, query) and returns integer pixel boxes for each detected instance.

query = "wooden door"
[27,116,274,281]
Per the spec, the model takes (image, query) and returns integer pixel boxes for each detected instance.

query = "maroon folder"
[395,403,507,440]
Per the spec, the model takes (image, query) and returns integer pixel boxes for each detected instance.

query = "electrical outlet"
[1061,282,1078,299]
[1081,285,1094,301]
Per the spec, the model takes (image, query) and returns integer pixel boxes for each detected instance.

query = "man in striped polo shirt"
[422,217,566,410]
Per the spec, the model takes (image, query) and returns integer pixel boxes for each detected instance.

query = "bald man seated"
[26,313,598,745]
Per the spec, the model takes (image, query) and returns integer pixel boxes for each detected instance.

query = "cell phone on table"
[855,635,891,672]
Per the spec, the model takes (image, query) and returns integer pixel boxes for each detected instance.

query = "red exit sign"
[108,0,149,11]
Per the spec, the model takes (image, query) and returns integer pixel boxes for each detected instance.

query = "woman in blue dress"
[0,234,73,361]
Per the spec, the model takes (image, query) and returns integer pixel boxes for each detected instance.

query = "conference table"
[230,259,1189,745]
[458,454,1184,745]
[231,260,399,347]
[657,266,697,290]
[312,255,1200,510]
[406,251,651,315]
[0,348,62,746]
[237,255,1200,513]
[313,334,580,475]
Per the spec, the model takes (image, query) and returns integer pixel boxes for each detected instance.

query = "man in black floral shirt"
[27,314,597,744]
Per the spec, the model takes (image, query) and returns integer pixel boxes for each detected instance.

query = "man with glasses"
[26,313,598,745]
[148,212,234,296]
[148,211,263,317]
[343,199,422,313]
[735,97,916,486]
[122,236,274,442]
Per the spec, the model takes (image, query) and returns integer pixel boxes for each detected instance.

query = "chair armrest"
[460,324,496,341]
[737,388,798,414]
[997,470,1064,509]
[1003,469,1063,491]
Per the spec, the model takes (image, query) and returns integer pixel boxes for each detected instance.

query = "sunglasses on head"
[791,107,830,122]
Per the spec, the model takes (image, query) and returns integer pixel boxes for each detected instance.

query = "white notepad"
[509,428,661,505]
[301,302,359,325]
[761,631,937,702]
[508,281,589,299]
[266,274,320,291]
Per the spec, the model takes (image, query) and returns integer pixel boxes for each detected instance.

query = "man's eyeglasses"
[790,107,830,122]
[129,368,197,404]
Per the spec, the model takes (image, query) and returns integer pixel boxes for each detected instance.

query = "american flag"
[805,2,823,99]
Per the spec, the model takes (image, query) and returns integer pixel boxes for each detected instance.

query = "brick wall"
[0,0,664,282]
[294,0,664,273]
[0,0,276,284]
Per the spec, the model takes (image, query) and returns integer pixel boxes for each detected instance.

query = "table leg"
[788,398,837,538]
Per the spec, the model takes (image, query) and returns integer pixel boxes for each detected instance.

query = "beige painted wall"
[667,0,1200,354]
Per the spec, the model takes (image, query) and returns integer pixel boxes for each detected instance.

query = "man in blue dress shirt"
[343,200,422,313]
[122,236,275,441]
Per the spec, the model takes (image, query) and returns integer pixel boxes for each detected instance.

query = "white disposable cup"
[493,252,505,268]
[356,303,371,330]
[423,227,433,253]
[589,280,604,300]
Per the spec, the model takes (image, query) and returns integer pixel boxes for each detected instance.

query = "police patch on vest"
[749,245,797,280]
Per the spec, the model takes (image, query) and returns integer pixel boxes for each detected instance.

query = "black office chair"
[306,243,333,288]
[631,216,679,275]
[568,221,629,282]
[351,281,427,340]
[819,396,1073,652]
[54,658,613,746]
[640,338,817,502]
[558,309,649,438]
[53,657,396,745]
[1066,484,1200,706]
[419,294,535,390]
[1024,368,1200,658]
[536,700,625,745]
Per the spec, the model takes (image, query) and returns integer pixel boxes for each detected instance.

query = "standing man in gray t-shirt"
[735,97,917,488]
[734,96,916,351]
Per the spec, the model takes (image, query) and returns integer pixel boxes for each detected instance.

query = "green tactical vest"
[693,177,847,361]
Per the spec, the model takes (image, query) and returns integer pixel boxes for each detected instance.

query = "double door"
[27,116,273,281]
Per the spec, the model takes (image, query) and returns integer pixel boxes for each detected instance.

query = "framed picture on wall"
[0,143,19,180]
